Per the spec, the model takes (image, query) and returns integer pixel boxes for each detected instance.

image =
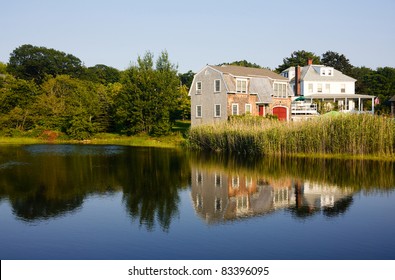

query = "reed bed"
[188,114,395,158]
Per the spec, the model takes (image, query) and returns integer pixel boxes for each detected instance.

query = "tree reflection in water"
[0,145,394,230]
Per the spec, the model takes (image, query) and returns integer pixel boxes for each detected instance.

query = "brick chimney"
[294,66,301,96]
[307,58,313,65]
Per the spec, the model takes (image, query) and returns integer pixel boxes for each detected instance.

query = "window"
[196,194,203,209]
[325,84,331,93]
[274,82,287,97]
[196,81,202,94]
[308,83,313,93]
[236,79,247,93]
[196,105,202,118]
[246,177,252,189]
[214,104,221,117]
[328,69,332,76]
[317,83,322,93]
[214,79,221,92]
[232,103,239,115]
[196,171,203,185]
[341,84,346,93]
[215,173,222,187]
[245,104,251,114]
[215,198,222,212]
[232,176,240,189]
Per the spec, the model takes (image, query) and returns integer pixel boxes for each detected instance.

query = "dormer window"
[236,79,247,93]
[320,67,334,76]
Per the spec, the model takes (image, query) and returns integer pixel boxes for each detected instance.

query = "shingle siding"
[190,67,228,126]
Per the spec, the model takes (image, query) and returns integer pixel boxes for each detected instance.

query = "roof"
[302,65,356,82]
[210,65,287,81]
[249,78,273,103]
[389,95,395,102]
[304,93,375,99]
[284,65,356,82]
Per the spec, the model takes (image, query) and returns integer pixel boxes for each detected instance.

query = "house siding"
[190,67,228,126]
[227,93,258,116]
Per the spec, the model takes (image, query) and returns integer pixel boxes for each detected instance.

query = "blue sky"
[1,0,394,73]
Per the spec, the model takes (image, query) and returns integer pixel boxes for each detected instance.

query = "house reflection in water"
[191,168,354,224]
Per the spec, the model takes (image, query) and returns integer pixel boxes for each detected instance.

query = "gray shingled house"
[189,65,292,126]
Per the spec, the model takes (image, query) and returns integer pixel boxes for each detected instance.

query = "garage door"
[273,107,287,121]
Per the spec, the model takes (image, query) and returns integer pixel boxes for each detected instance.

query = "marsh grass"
[188,114,395,158]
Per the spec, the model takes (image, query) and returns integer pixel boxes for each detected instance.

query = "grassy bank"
[188,114,395,159]
[0,121,190,148]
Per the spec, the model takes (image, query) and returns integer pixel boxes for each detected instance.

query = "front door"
[259,105,265,116]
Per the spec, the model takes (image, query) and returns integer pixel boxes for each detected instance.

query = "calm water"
[0,144,394,260]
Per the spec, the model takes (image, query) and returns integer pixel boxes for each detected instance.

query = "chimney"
[294,66,301,96]
[307,58,313,65]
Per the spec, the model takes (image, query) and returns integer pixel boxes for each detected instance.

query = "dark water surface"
[0,144,394,260]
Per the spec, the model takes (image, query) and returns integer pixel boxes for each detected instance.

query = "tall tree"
[7,44,83,83]
[83,64,121,84]
[0,75,38,130]
[0,61,7,74]
[321,51,353,75]
[115,51,180,136]
[178,70,195,89]
[276,50,321,73]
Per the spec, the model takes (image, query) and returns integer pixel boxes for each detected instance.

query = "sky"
[1,0,395,73]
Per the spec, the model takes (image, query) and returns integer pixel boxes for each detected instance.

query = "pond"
[0,144,394,260]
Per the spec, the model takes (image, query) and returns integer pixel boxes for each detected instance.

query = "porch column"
[372,97,375,114]
[358,98,361,112]
[345,98,348,111]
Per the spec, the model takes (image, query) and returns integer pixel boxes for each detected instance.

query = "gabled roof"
[389,95,395,102]
[302,65,356,82]
[210,65,287,81]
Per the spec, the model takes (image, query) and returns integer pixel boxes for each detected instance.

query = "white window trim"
[245,103,251,114]
[236,79,247,93]
[214,104,221,118]
[214,79,221,93]
[196,171,203,185]
[196,105,202,118]
[215,173,222,187]
[215,197,222,212]
[196,81,202,94]
[232,176,240,189]
[232,103,239,115]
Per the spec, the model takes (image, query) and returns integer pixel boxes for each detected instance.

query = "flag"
[374,97,380,105]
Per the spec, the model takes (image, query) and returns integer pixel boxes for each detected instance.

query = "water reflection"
[0,145,189,230]
[190,153,395,223]
[0,145,394,230]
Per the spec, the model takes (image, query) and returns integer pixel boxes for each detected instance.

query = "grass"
[0,120,191,148]
[188,114,395,159]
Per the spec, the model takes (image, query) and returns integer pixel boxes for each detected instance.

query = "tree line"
[221,51,395,114]
[0,44,190,139]
[1,45,394,140]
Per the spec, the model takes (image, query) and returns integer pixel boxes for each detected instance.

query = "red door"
[259,105,265,116]
[273,107,287,121]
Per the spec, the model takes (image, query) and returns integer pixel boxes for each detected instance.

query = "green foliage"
[83,64,121,84]
[0,61,7,74]
[115,51,181,136]
[321,51,353,75]
[220,60,263,69]
[276,50,321,73]
[178,70,195,89]
[7,44,83,83]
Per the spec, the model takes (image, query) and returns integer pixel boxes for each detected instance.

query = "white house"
[281,59,376,118]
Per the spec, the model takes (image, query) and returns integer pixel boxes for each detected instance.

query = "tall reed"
[188,114,395,158]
